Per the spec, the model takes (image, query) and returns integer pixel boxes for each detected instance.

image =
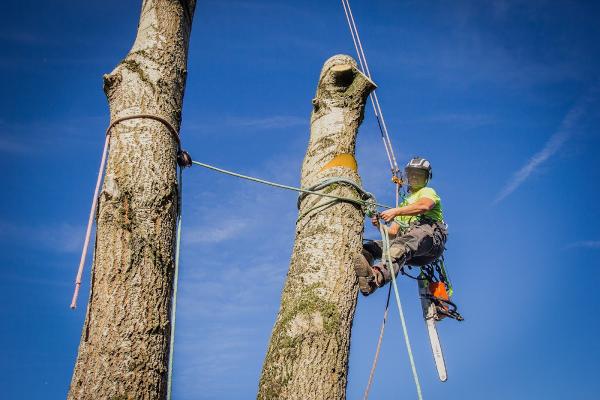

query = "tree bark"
[258,55,375,400]
[68,1,196,399]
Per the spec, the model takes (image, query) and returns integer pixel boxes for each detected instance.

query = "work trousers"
[363,221,447,281]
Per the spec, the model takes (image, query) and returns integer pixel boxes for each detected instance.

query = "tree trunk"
[68,1,196,399]
[258,55,375,400]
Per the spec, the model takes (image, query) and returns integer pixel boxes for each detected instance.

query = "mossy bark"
[258,55,375,400]
[68,1,196,399]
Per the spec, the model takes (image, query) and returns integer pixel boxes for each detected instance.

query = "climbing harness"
[340,0,464,393]
[71,108,393,400]
[401,259,463,322]
[341,0,428,395]
[71,121,391,398]
[70,2,461,398]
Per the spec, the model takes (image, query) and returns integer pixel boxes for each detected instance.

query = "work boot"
[353,252,383,296]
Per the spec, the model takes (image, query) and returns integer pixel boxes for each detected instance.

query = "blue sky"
[1,1,599,399]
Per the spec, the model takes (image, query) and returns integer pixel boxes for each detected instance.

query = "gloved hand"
[370,215,380,227]
[380,208,400,222]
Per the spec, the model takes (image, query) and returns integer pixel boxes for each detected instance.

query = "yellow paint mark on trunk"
[320,154,357,172]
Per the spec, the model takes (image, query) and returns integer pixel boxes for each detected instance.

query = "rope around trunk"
[190,160,390,215]
[70,114,181,309]
[188,158,425,397]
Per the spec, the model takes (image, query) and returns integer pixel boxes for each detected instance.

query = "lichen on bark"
[68,1,196,399]
[258,54,375,400]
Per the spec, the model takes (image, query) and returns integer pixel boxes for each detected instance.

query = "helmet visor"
[405,168,429,189]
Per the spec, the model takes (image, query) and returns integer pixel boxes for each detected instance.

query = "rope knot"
[362,196,378,217]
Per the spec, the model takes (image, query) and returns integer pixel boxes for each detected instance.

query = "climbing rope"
[167,164,185,400]
[341,1,426,394]
[341,0,400,179]
[73,5,415,392]
[70,135,109,309]
[186,158,425,397]
[297,177,378,221]
[72,114,386,397]
[190,160,389,215]
[71,114,181,309]
[380,223,424,400]
[363,284,391,399]
[71,3,428,397]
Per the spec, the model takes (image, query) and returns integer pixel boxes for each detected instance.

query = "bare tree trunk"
[68,1,196,399]
[258,55,375,400]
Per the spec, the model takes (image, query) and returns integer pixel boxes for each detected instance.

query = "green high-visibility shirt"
[394,186,444,230]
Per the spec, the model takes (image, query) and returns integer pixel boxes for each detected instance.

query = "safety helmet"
[405,156,432,180]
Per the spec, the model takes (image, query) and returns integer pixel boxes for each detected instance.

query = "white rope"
[341,0,394,169]
[70,135,110,309]
[380,224,424,400]
[343,2,421,395]
[343,0,372,76]
[341,0,400,176]
[363,284,391,400]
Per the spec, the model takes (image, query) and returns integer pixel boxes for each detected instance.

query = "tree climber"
[354,157,448,296]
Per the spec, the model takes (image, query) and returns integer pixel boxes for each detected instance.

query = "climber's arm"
[379,198,435,222]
